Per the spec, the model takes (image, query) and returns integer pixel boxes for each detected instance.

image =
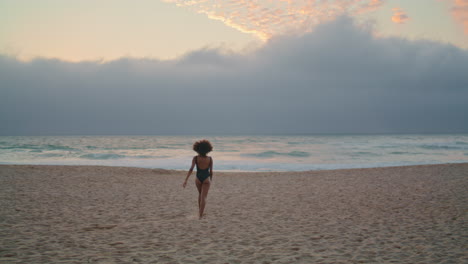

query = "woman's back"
[196,155,211,170]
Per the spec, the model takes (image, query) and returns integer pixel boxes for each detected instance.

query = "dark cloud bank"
[1,17,468,135]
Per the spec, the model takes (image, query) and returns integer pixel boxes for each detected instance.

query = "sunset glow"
[0,0,467,61]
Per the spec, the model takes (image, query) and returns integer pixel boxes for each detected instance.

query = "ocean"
[1,135,467,171]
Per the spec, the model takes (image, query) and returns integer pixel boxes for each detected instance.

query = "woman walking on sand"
[183,140,213,219]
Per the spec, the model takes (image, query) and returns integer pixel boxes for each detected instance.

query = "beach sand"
[0,163,466,263]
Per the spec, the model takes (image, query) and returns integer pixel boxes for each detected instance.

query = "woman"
[182,139,213,219]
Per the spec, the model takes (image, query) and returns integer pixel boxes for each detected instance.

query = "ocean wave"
[86,146,99,149]
[80,153,126,160]
[244,151,310,158]
[101,147,148,150]
[377,145,399,149]
[0,144,76,151]
[390,151,408,155]
[351,151,380,156]
[97,145,175,150]
[134,155,170,159]
[134,155,154,159]
[0,144,41,150]
[79,153,170,160]
[419,144,466,150]
[40,153,65,157]
[45,144,77,151]
[390,151,423,155]
[217,149,240,152]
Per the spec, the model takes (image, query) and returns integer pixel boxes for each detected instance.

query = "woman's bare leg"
[195,179,202,210]
[199,180,210,219]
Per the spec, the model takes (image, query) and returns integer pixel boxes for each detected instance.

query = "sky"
[1,0,467,61]
[1,0,468,135]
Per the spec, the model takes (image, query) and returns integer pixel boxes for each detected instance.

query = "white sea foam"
[0,135,467,171]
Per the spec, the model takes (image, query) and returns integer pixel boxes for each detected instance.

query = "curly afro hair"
[193,139,213,156]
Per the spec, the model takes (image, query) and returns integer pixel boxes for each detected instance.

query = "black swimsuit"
[196,156,211,183]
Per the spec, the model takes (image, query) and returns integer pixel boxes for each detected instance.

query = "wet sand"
[1,163,467,263]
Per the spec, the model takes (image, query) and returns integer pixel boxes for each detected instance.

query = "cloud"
[163,0,387,40]
[450,0,468,34]
[391,8,410,24]
[1,16,468,135]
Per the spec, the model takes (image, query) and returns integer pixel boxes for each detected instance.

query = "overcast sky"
[1,16,467,135]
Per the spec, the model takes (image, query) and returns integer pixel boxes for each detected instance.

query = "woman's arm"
[210,157,213,181]
[183,156,196,188]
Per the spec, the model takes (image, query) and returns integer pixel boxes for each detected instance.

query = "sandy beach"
[0,163,466,263]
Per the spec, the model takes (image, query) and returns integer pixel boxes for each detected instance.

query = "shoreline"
[1,161,468,174]
[1,163,467,263]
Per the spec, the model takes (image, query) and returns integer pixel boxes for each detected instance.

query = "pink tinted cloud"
[450,0,468,34]
[391,8,410,24]
[164,0,387,40]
